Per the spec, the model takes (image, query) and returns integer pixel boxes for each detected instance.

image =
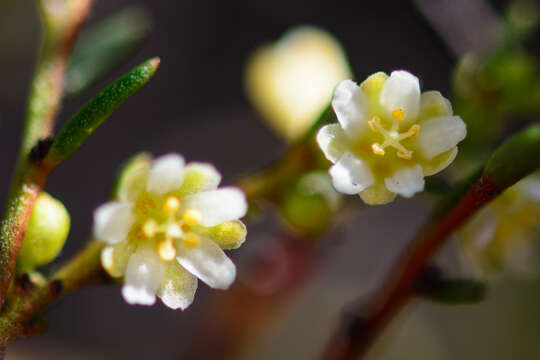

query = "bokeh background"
[0,0,539,359]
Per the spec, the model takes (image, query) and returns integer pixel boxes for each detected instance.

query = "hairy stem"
[0,0,94,305]
[0,241,105,346]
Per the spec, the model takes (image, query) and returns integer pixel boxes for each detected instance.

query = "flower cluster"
[460,175,540,277]
[317,70,467,204]
[93,154,247,309]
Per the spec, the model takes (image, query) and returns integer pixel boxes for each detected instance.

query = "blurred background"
[0,0,539,358]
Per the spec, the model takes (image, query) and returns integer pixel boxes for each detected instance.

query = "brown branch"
[323,176,501,360]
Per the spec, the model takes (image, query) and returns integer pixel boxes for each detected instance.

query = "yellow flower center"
[367,110,420,160]
[139,195,203,261]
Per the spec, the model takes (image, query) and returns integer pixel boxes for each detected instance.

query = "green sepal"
[111,152,152,200]
[47,57,160,167]
[65,7,152,96]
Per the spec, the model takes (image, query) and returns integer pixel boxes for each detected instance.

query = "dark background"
[1,0,540,359]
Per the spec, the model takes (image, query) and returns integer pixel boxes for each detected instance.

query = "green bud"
[17,192,71,273]
[280,172,342,236]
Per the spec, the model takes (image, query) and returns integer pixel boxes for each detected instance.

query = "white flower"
[246,26,352,141]
[93,153,248,310]
[317,70,467,204]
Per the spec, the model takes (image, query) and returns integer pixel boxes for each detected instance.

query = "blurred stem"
[323,125,540,360]
[0,0,94,306]
[0,241,105,347]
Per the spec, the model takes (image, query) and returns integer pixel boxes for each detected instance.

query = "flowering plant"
[0,1,538,359]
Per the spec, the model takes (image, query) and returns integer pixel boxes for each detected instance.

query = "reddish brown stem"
[323,176,500,360]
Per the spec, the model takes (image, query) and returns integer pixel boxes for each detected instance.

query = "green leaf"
[483,124,540,189]
[46,57,160,167]
[416,267,487,304]
[65,6,152,96]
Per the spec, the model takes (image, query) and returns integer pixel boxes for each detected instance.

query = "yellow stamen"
[164,195,181,214]
[391,108,406,122]
[166,223,183,239]
[142,219,158,238]
[183,233,200,248]
[158,240,176,261]
[182,209,201,227]
[367,116,420,160]
[371,143,385,156]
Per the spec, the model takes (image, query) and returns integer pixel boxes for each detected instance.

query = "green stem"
[0,241,105,346]
[0,0,95,306]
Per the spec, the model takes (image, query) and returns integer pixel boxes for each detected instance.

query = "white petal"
[316,124,348,163]
[182,187,247,227]
[146,153,185,195]
[380,70,421,123]
[384,165,425,198]
[416,115,467,159]
[176,236,236,289]
[93,202,134,244]
[121,247,165,306]
[331,80,369,136]
[176,162,222,197]
[158,261,198,310]
[329,152,374,194]
[419,91,453,118]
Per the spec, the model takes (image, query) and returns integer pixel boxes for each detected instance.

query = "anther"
[183,233,201,248]
[371,143,385,156]
[164,196,181,214]
[182,209,201,227]
[142,219,158,238]
[391,108,406,122]
[158,240,176,261]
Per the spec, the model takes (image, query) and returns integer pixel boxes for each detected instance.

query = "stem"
[322,176,505,359]
[0,0,94,305]
[0,241,105,346]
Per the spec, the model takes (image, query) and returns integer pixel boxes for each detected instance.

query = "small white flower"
[93,153,248,309]
[317,70,467,204]
[246,26,352,141]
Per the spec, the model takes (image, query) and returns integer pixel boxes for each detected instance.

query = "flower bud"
[17,192,70,273]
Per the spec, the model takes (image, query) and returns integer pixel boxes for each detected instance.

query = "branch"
[323,124,540,360]
[0,0,95,305]
[0,241,105,347]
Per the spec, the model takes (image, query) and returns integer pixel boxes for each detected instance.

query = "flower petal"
[416,115,466,159]
[384,165,425,198]
[176,162,221,197]
[93,202,134,244]
[380,70,421,124]
[419,91,453,119]
[359,184,397,205]
[316,124,348,163]
[193,220,247,250]
[122,247,166,306]
[176,236,236,289]
[421,147,458,176]
[158,261,198,310]
[331,80,369,136]
[146,153,185,195]
[329,152,374,194]
[182,188,247,227]
[101,241,136,278]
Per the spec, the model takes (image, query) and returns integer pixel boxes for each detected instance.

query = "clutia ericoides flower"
[317,70,467,205]
[93,153,248,310]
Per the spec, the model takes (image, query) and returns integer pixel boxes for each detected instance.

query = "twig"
[0,0,95,305]
[323,175,515,359]
[0,241,105,347]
